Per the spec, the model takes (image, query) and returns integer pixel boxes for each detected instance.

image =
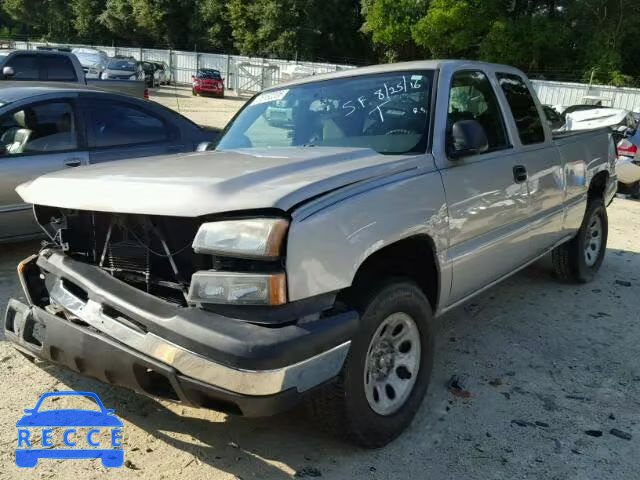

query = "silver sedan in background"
[0,84,219,243]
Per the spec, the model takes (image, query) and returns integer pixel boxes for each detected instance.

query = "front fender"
[285,171,449,302]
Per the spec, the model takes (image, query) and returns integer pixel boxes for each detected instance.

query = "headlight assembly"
[187,272,287,305]
[192,218,288,259]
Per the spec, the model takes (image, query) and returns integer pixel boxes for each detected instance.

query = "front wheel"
[308,281,434,448]
[552,198,608,282]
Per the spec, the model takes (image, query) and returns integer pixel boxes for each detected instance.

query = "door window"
[497,73,546,145]
[5,55,39,80]
[447,70,508,152]
[0,102,78,156]
[42,56,78,81]
[87,102,170,148]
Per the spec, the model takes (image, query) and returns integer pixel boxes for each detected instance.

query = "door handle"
[64,159,82,167]
[513,165,528,183]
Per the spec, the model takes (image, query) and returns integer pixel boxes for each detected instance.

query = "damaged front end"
[4,205,357,417]
[34,205,209,306]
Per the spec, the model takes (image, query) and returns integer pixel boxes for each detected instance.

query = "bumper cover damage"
[4,251,357,416]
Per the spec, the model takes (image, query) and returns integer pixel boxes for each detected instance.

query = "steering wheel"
[385,128,414,136]
[364,97,425,136]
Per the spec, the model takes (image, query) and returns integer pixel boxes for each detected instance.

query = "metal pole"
[169,48,173,85]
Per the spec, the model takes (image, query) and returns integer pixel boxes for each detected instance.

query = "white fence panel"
[8,40,353,94]
[532,79,640,112]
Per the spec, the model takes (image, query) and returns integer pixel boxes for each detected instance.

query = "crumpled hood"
[17,147,420,217]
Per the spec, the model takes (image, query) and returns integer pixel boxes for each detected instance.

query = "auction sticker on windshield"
[15,391,124,468]
[252,89,289,105]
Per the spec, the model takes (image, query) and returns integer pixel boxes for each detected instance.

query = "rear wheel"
[308,281,434,448]
[552,198,608,282]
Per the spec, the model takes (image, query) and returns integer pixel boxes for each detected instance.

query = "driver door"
[0,99,88,242]
[433,69,532,305]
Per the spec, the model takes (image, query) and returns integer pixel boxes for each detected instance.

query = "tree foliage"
[1,0,639,84]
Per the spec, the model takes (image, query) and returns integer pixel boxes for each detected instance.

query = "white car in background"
[72,47,109,79]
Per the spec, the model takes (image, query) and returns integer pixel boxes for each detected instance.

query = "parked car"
[5,60,616,447]
[102,57,145,82]
[616,128,640,198]
[141,61,161,88]
[152,61,171,85]
[71,47,109,79]
[0,85,218,243]
[0,50,146,99]
[192,68,224,97]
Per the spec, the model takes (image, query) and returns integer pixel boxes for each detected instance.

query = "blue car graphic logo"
[16,391,124,468]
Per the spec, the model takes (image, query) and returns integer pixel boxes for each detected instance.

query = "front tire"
[552,198,608,282]
[309,281,434,448]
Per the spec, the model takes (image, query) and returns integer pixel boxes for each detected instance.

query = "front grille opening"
[53,211,207,307]
[133,365,180,401]
[5,307,16,333]
[62,278,88,303]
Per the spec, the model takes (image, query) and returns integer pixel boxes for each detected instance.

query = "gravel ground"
[0,87,639,479]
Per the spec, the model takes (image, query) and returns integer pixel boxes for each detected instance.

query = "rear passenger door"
[433,69,531,305]
[495,73,565,252]
[82,98,185,163]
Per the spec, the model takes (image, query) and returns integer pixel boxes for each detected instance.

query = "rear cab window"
[497,73,546,145]
[42,56,77,81]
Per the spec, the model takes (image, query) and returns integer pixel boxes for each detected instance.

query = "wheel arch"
[588,170,609,201]
[346,234,441,312]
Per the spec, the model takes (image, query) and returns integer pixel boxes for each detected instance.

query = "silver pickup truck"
[4,60,616,447]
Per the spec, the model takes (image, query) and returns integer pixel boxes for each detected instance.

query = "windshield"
[108,59,136,71]
[197,69,221,79]
[217,70,434,155]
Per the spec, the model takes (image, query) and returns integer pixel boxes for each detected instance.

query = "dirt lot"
[0,86,639,479]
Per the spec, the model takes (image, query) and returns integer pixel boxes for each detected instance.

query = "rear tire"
[552,198,608,282]
[308,280,434,448]
[629,181,640,199]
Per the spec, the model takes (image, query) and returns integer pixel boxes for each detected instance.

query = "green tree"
[71,0,107,41]
[3,0,73,40]
[361,0,427,61]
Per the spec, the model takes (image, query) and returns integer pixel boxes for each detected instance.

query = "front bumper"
[4,251,357,416]
[194,86,224,95]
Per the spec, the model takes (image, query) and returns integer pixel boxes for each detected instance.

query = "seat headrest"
[13,110,26,128]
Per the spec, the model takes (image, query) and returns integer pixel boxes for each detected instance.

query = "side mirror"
[448,120,489,158]
[196,142,213,152]
[2,66,15,78]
